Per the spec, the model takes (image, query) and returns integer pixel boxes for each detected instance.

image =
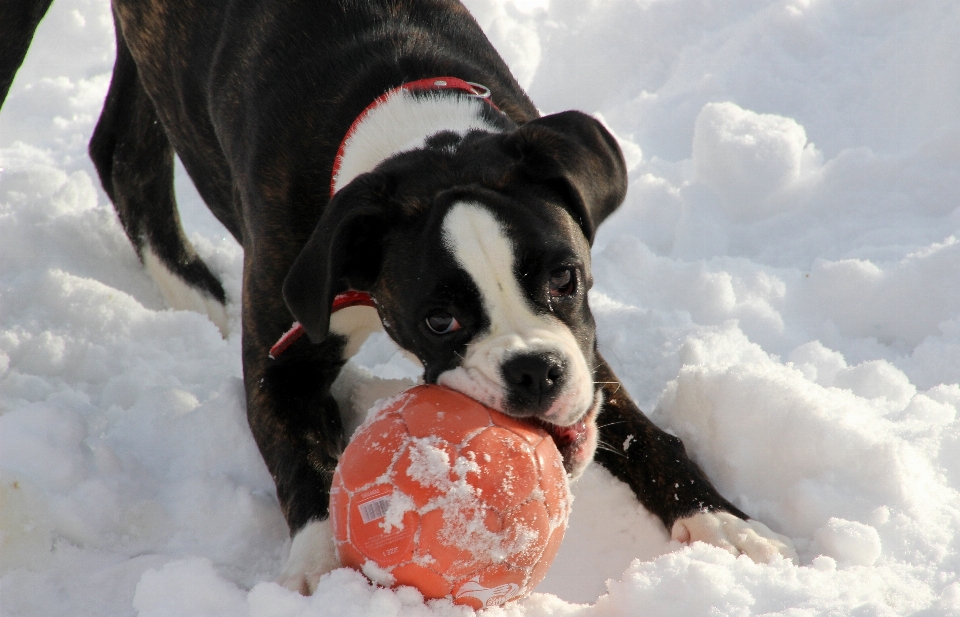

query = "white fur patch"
[276,519,339,596]
[329,305,382,358]
[437,202,595,426]
[332,90,500,194]
[143,245,230,337]
[671,511,798,564]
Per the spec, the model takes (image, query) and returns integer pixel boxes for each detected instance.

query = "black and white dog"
[1,0,794,595]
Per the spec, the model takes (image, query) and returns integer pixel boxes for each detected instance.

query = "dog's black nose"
[502,352,565,414]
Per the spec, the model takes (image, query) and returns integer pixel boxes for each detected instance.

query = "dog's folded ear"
[282,173,392,343]
[505,111,627,244]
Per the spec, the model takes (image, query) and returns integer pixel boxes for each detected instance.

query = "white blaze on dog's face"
[436,202,597,428]
[369,190,603,478]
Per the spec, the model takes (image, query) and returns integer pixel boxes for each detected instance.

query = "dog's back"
[1,0,537,334]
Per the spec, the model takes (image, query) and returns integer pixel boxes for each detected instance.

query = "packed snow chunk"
[801,237,960,349]
[133,558,248,617]
[900,391,957,426]
[597,547,755,617]
[597,541,930,616]
[674,321,773,369]
[905,319,960,391]
[693,102,821,219]
[788,341,848,387]
[814,518,882,567]
[246,581,312,617]
[653,323,957,560]
[360,560,397,588]
[0,149,99,216]
[832,360,916,410]
[251,567,460,617]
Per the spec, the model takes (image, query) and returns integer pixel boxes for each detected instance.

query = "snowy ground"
[2,0,959,615]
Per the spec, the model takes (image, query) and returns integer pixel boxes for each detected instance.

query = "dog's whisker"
[596,420,626,430]
[595,441,627,457]
[594,380,622,394]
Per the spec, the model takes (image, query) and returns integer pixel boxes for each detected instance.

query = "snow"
[1,0,959,615]
[405,438,455,490]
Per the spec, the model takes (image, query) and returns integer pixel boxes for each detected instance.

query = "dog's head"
[283,111,627,477]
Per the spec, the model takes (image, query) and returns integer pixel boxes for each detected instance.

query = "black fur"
[0,0,53,105]
[1,0,746,550]
[89,31,227,304]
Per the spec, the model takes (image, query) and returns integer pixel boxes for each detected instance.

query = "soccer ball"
[330,384,571,609]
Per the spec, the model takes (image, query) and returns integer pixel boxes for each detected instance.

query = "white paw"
[671,511,797,564]
[142,244,231,338]
[276,519,340,595]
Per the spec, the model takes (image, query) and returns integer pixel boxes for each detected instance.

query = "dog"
[1,0,795,595]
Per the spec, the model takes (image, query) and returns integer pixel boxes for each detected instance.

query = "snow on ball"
[330,384,571,609]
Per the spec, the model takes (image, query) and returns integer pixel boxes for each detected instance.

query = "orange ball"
[330,384,571,609]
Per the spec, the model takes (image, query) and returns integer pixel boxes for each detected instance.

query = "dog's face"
[375,191,603,477]
[284,111,627,478]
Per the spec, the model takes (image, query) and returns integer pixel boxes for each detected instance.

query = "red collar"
[270,290,376,358]
[272,78,497,359]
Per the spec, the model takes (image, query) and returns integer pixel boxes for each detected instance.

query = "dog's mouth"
[527,403,599,476]
[435,363,600,475]
[531,418,588,461]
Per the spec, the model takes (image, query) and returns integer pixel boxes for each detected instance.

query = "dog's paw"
[671,511,797,564]
[276,519,340,595]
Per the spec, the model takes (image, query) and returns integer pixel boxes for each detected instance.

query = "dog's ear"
[504,111,627,244]
[282,173,392,343]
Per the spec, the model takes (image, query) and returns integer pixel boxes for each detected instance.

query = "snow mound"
[693,101,821,219]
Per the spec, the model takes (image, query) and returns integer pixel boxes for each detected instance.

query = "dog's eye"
[549,267,575,298]
[425,310,461,334]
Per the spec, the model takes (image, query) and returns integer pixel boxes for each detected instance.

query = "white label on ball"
[358,496,391,524]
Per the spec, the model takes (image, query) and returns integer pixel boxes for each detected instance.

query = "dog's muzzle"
[501,351,566,415]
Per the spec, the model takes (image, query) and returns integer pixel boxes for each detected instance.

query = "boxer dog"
[0,0,794,595]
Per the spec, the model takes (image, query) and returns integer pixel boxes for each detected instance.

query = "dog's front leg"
[242,268,383,594]
[591,353,796,563]
[246,326,347,594]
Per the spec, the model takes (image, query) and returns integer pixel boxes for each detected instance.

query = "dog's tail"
[0,0,54,108]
